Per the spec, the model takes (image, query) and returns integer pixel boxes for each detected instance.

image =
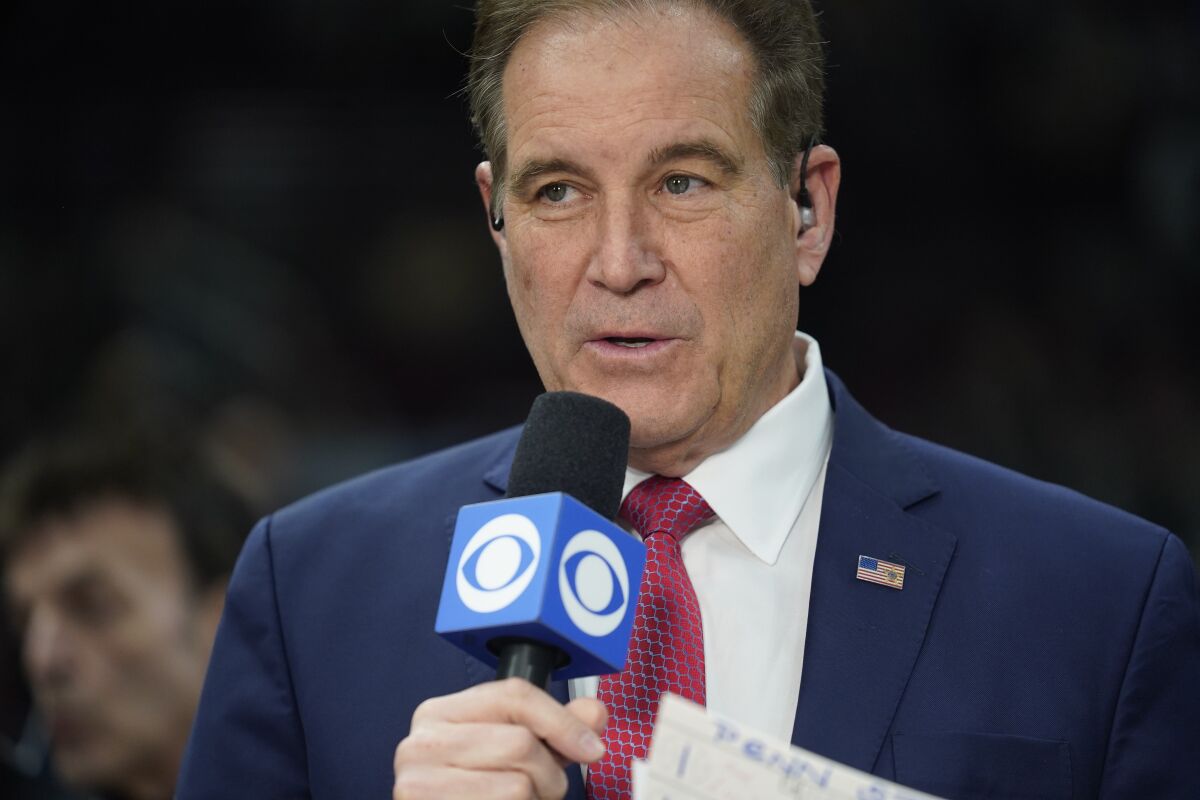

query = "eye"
[663,174,706,196]
[63,580,126,627]
[538,182,574,203]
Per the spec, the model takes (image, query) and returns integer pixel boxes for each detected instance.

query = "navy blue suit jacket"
[179,373,1200,799]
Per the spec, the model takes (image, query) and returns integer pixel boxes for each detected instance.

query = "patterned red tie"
[587,476,714,800]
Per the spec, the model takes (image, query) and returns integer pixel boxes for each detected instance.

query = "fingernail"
[579,730,605,760]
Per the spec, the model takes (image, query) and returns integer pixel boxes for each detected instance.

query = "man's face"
[4,499,218,794]
[479,4,837,474]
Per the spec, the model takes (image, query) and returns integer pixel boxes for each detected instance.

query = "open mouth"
[604,336,656,348]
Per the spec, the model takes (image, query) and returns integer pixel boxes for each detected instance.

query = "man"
[0,436,250,800]
[180,1,1200,798]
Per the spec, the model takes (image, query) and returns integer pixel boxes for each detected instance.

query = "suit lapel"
[454,435,518,689]
[791,373,957,772]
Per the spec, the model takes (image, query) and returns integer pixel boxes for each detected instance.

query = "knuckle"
[547,766,568,799]
[410,696,441,727]
[393,738,414,770]
[393,727,439,767]
[503,727,541,762]
[497,771,534,800]
[499,676,533,701]
[392,766,433,800]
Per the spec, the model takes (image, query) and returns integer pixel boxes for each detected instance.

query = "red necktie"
[587,476,714,800]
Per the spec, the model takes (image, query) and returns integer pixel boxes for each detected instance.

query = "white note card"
[641,695,947,800]
[630,758,648,800]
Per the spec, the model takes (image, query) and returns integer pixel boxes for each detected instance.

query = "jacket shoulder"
[898,430,1172,558]
[826,369,1170,553]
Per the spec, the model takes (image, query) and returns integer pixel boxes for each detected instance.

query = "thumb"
[561,698,608,762]
[565,697,608,736]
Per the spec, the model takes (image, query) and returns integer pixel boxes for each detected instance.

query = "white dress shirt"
[571,332,833,742]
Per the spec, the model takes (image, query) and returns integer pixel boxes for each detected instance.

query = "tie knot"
[620,476,714,544]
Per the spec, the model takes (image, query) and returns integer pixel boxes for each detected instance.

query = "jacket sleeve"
[1099,533,1200,798]
[177,516,311,799]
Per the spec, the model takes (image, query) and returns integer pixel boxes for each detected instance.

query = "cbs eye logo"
[456,514,541,612]
[558,531,631,637]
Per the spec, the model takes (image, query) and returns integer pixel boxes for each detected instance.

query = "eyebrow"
[5,569,116,632]
[647,140,744,177]
[507,158,597,198]
[507,139,744,199]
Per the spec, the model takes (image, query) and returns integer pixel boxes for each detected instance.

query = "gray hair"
[467,0,826,217]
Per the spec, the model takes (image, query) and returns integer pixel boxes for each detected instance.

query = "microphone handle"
[495,639,563,691]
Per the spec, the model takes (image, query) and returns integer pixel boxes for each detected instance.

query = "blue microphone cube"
[435,492,645,679]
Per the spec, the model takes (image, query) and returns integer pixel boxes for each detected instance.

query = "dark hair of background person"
[468,0,826,217]
[0,434,252,799]
[0,434,252,592]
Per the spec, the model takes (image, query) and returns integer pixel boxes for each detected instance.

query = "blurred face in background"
[477,4,838,476]
[4,498,223,799]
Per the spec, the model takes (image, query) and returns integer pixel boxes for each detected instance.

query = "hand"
[393,677,608,799]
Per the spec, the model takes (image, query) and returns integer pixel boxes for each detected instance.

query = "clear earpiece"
[800,205,816,232]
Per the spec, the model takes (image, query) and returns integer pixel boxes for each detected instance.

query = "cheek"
[89,622,198,744]
[504,251,536,296]
[703,224,796,354]
[673,225,762,317]
[506,238,581,332]
[97,602,192,686]
[725,207,795,294]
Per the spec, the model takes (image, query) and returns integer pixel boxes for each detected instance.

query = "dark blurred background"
[1,0,1197,778]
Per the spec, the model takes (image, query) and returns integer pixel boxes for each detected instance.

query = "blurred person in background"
[0,435,251,800]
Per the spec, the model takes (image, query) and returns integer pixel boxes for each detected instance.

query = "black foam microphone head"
[506,392,631,520]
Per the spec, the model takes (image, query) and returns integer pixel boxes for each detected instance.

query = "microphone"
[435,391,644,690]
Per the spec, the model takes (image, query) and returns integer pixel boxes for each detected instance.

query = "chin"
[55,751,111,790]
[613,394,707,452]
[558,369,711,445]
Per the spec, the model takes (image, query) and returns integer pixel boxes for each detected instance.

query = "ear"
[788,145,841,287]
[475,161,509,258]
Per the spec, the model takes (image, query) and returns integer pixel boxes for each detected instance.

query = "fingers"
[412,678,606,763]
[394,764,538,799]
[398,722,567,799]
[395,679,610,800]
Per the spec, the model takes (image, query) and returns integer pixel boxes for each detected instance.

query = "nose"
[23,606,74,690]
[585,194,666,294]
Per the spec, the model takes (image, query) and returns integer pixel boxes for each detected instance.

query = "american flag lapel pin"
[857,554,906,590]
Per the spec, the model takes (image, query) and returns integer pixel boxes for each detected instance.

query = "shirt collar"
[622,332,833,565]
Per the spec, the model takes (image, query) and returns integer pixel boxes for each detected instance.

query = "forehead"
[5,498,188,603]
[502,4,761,165]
